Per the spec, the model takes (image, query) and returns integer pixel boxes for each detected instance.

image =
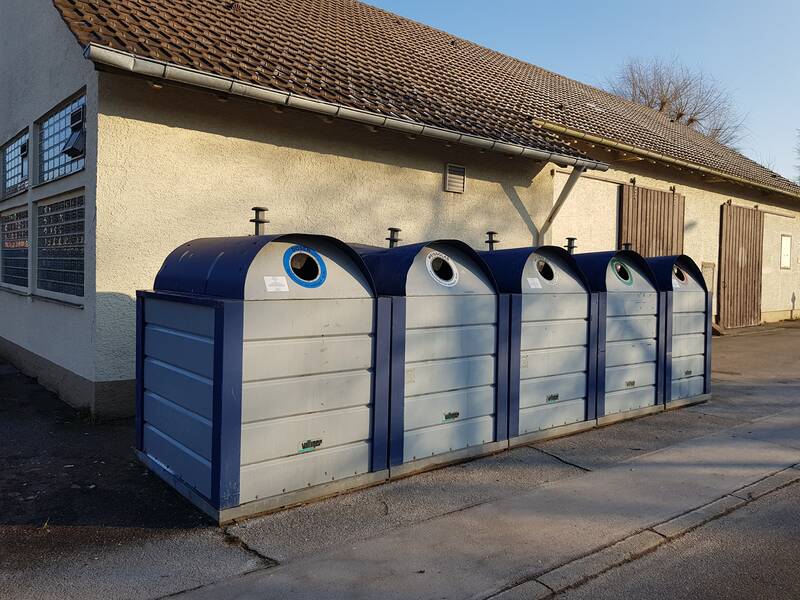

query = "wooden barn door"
[618,184,685,256]
[718,202,764,329]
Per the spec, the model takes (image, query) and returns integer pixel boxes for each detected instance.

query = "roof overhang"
[84,43,608,172]
[532,118,800,201]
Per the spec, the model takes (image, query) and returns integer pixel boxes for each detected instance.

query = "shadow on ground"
[0,366,206,529]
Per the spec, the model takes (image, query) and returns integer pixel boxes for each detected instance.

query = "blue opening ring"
[283,245,328,288]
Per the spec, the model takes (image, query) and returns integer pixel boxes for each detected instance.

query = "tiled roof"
[53,0,800,198]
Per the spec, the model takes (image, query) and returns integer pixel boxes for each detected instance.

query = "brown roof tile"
[52,0,800,198]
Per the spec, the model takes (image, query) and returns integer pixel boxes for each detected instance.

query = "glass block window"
[3,132,29,196]
[37,196,85,297]
[39,96,86,183]
[1,209,29,287]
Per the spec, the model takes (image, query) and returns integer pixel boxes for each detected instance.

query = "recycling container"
[135,234,390,523]
[481,246,598,445]
[573,250,664,425]
[647,255,712,408]
[356,241,508,477]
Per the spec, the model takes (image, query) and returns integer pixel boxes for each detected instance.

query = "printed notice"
[264,276,289,292]
[527,277,542,289]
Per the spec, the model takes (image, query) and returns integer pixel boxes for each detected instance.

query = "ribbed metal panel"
[141,298,215,498]
[670,268,708,401]
[402,295,497,461]
[517,252,590,435]
[604,259,659,416]
[239,297,374,503]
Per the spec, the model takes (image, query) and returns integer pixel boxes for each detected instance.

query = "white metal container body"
[403,243,497,463]
[670,266,707,400]
[142,298,216,498]
[239,236,375,503]
[518,251,590,434]
[604,258,659,416]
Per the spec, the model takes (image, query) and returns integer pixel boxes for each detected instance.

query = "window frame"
[34,193,86,302]
[0,203,31,293]
[34,91,87,187]
[2,129,30,199]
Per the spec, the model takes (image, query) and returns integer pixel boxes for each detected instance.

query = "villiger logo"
[546,393,559,403]
[685,369,693,376]
[444,411,460,421]
[300,439,323,453]
[626,380,636,388]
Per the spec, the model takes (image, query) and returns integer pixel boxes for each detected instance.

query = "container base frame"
[508,420,597,448]
[665,393,712,411]
[136,449,390,525]
[596,403,664,427]
[389,440,509,480]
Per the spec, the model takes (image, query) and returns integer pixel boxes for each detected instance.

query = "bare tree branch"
[605,57,745,147]
[796,130,800,183]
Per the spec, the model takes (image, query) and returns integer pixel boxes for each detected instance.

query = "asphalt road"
[563,482,800,600]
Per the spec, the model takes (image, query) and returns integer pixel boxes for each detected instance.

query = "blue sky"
[368,0,799,180]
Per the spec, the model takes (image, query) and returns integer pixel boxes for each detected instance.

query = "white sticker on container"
[264,276,289,292]
[527,277,542,289]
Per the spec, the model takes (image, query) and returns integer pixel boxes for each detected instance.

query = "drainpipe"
[538,166,585,244]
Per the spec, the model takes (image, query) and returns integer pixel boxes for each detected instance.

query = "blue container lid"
[351,240,497,296]
[479,246,590,294]
[646,255,707,292]
[154,234,376,299]
[572,250,658,292]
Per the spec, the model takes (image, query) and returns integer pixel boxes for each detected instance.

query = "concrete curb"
[536,531,665,593]
[490,464,800,599]
[652,495,746,539]
[731,467,800,501]
[491,579,553,600]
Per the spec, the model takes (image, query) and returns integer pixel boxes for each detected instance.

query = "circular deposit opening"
[289,251,321,283]
[536,259,555,281]
[612,259,633,285]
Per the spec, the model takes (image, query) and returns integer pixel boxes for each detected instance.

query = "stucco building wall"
[94,72,557,385]
[0,0,99,410]
[762,213,800,319]
[549,171,619,253]
[549,164,800,322]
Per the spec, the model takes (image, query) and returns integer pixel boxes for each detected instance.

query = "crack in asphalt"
[221,528,280,567]
[530,446,592,472]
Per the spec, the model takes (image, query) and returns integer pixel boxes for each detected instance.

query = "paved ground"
[562,483,800,600]
[0,321,798,599]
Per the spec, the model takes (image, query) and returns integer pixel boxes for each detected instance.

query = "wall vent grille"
[444,164,466,193]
